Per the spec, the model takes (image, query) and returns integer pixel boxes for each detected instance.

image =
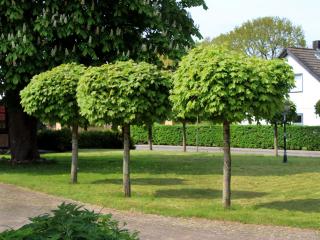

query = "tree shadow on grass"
[257,199,320,213]
[92,178,185,186]
[154,188,267,199]
[1,152,319,177]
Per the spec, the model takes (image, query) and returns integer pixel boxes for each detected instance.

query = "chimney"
[312,40,320,50]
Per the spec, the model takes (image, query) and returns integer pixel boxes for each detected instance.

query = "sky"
[189,0,320,47]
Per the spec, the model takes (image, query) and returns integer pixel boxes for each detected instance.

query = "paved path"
[136,145,320,157]
[0,183,319,240]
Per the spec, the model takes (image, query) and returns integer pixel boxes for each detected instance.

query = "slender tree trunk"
[7,90,39,163]
[148,123,153,151]
[123,124,131,197]
[182,121,187,152]
[70,123,79,184]
[273,123,278,157]
[222,121,231,208]
[196,116,199,152]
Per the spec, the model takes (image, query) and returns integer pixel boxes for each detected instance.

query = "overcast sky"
[189,0,320,47]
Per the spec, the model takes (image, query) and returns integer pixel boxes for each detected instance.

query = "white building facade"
[281,45,320,126]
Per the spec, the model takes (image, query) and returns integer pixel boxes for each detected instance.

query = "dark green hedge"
[131,125,320,151]
[38,129,135,152]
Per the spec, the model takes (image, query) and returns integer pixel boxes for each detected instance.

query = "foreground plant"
[0,203,139,240]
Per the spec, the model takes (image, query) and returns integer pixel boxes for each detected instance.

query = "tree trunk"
[148,124,153,151]
[123,124,131,197]
[182,121,187,152]
[7,90,39,163]
[273,123,278,157]
[70,123,79,184]
[196,116,199,152]
[222,121,231,208]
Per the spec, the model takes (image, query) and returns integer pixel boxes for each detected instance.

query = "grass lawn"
[0,150,319,230]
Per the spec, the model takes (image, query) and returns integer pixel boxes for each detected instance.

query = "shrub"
[38,128,71,152]
[79,131,124,149]
[38,129,135,152]
[131,124,320,151]
[0,203,139,240]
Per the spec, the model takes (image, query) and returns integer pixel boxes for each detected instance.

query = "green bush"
[0,203,139,240]
[38,129,135,152]
[38,128,72,152]
[132,125,320,151]
[79,131,132,149]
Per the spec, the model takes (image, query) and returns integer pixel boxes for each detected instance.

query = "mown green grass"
[0,150,319,229]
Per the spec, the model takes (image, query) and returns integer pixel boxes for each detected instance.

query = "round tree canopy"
[77,60,171,126]
[267,99,297,124]
[20,63,86,126]
[315,100,320,116]
[171,45,295,123]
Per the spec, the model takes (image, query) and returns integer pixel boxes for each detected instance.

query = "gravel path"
[0,183,319,240]
[136,145,320,157]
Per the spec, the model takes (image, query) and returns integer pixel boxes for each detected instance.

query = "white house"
[280,41,320,126]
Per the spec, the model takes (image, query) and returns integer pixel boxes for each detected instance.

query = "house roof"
[279,47,320,81]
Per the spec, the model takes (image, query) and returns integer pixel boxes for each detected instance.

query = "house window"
[293,113,303,125]
[290,74,303,93]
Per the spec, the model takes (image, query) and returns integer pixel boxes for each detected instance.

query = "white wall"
[287,55,320,126]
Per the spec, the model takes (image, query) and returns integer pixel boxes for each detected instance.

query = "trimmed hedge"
[131,125,320,151]
[38,129,135,152]
[38,128,71,152]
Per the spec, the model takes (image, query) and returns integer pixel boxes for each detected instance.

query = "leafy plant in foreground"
[0,203,139,240]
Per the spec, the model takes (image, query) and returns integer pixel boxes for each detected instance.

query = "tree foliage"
[315,100,320,116]
[77,60,171,126]
[267,99,297,124]
[20,63,86,126]
[212,16,306,59]
[0,0,206,92]
[171,45,295,123]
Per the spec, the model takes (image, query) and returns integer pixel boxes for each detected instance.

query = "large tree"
[171,45,294,208]
[20,63,86,183]
[0,0,207,162]
[77,60,171,197]
[212,16,306,60]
